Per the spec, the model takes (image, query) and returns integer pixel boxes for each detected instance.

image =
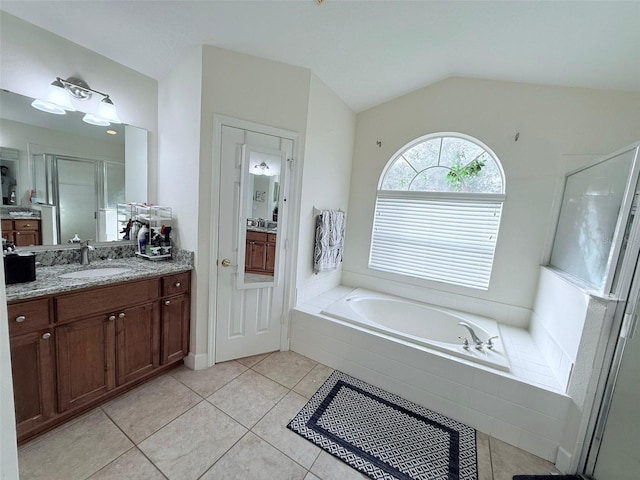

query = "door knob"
[221,258,236,267]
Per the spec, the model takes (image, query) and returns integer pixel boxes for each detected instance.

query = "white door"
[215,123,294,362]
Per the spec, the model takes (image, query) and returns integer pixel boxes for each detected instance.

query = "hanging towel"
[314,210,345,273]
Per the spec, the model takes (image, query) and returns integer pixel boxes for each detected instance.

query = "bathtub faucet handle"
[458,336,470,350]
[486,336,499,349]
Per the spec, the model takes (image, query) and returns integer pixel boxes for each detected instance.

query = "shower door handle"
[621,312,638,340]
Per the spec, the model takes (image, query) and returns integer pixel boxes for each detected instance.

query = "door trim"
[208,115,301,366]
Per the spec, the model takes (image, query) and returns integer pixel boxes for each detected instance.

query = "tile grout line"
[91,409,170,480]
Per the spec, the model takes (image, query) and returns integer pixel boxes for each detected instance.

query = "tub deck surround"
[5,255,193,302]
[292,286,569,464]
[322,288,511,371]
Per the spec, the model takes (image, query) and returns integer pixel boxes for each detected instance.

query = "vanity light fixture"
[31,76,122,125]
[30,78,75,114]
[253,161,274,176]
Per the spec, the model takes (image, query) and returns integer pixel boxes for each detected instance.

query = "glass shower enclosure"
[549,142,640,478]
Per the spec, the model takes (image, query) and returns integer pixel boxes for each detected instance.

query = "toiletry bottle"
[137,224,149,254]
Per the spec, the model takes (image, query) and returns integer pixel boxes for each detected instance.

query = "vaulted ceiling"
[2,1,638,112]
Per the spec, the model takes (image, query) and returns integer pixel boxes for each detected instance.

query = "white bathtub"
[321,288,510,371]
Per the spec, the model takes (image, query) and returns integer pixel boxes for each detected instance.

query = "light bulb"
[98,97,121,124]
[82,113,110,126]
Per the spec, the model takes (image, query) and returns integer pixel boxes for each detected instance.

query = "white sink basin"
[59,267,132,279]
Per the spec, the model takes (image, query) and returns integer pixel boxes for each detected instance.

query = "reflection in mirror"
[0,147,19,205]
[238,145,286,289]
[0,89,148,246]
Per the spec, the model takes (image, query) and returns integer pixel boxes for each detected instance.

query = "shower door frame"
[578,143,640,476]
[549,143,640,296]
[52,155,101,244]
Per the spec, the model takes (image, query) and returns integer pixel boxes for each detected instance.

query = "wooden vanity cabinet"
[245,230,276,275]
[56,312,116,412]
[7,298,56,437]
[266,233,276,273]
[116,302,160,385]
[161,273,190,364]
[54,278,162,411]
[8,270,191,443]
[2,218,41,246]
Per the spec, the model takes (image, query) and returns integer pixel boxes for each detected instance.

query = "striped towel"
[314,210,345,273]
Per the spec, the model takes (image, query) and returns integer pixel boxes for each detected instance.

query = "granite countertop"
[247,226,278,234]
[1,212,41,220]
[6,257,192,302]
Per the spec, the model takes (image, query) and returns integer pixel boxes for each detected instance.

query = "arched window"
[369,133,505,289]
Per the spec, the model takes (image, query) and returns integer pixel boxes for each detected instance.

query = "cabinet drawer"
[267,233,277,243]
[162,272,190,296]
[56,278,160,323]
[8,298,51,336]
[246,230,267,242]
[1,219,13,231]
[14,219,39,231]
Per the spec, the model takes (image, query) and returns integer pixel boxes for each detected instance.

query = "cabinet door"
[246,240,267,272]
[265,240,276,274]
[14,230,39,246]
[116,303,160,385]
[161,294,190,364]
[10,329,56,436]
[56,314,116,412]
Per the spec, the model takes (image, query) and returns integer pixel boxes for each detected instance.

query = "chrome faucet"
[458,322,484,349]
[79,240,94,265]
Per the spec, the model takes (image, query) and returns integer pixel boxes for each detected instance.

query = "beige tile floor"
[18,351,560,480]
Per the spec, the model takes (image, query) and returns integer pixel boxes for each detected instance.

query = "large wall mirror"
[237,144,287,289]
[0,89,147,246]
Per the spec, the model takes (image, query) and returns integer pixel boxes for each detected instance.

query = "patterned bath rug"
[287,370,477,480]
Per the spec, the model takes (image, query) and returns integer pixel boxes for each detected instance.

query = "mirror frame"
[236,144,288,290]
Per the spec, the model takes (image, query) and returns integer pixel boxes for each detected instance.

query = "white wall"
[0,12,158,202]
[296,75,356,304]
[345,77,640,318]
[157,46,313,365]
[157,47,202,254]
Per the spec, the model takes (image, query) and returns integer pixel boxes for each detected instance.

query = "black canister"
[3,252,36,284]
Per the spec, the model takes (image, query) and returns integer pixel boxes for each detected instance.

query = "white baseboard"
[183,352,210,370]
[555,446,573,473]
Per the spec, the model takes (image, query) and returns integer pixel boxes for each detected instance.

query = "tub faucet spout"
[458,322,483,348]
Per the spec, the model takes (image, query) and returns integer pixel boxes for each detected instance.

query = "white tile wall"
[290,288,571,463]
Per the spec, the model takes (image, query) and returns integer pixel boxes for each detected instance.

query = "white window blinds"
[369,191,504,289]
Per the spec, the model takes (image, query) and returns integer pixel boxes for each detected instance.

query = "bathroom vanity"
[245,229,276,275]
[6,262,191,443]
[1,218,41,246]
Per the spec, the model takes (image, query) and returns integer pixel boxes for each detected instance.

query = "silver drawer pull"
[174,282,181,287]
[165,300,171,305]
[108,315,116,321]
[42,332,51,340]
[15,315,26,323]
[118,312,126,319]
